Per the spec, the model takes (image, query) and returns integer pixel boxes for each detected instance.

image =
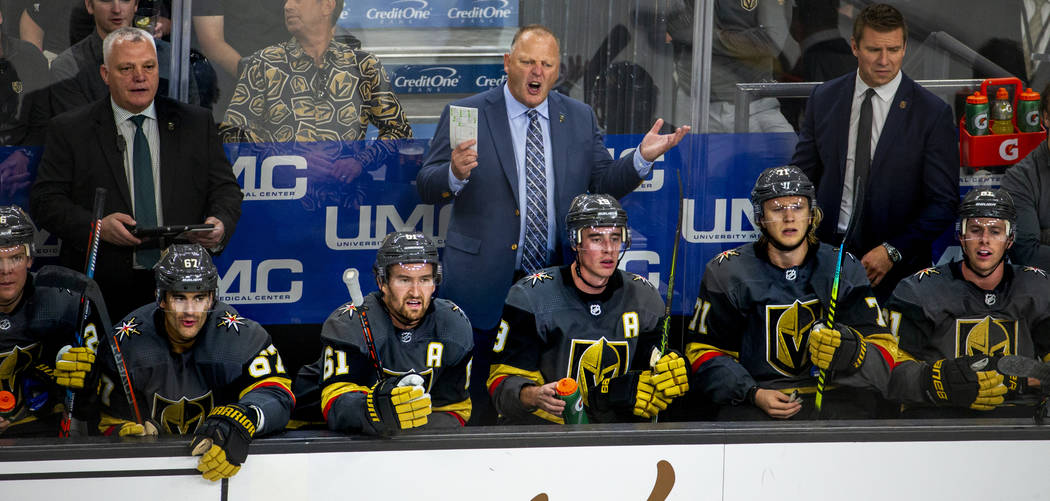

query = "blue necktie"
[521,110,548,273]
[130,115,160,267]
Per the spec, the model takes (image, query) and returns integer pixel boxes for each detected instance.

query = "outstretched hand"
[638,119,690,162]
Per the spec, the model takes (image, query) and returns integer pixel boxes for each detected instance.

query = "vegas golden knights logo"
[766,299,822,376]
[380,367,435,393]
[567,337,630,405]
[152,393,214,435]
[955,316,1017,358]
[741,0,758,11]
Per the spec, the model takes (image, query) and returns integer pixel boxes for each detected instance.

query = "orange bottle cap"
[967,91,987,104]
[995,87,1010,100]
[1021,87,1041,101]
[555,378,578,396]
[0,391,15,413]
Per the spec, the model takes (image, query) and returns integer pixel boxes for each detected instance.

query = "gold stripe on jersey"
[433,397,472,424]
[1044,353,1050,363]
[321,381,370,411]
[685,342,739,365]
[487,364,545,389]
[533,408,564,424]
[865,334,916,366]
[238,376,293,400]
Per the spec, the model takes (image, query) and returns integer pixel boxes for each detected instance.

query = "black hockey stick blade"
[997,355,1050,382]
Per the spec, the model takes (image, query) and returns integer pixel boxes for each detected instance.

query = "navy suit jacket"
[418,87,642,329]
[791,72,959,292]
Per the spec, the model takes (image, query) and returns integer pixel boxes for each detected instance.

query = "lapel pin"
[899,101,907,109]
[559,113,565,123]
[167,122,175,130]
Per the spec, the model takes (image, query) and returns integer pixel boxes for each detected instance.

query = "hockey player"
[87,243,294,480]
[685,165,905,419]
[0,205,110,436]
[319,231,473,434]
[880,189,1036,417]
[487,194,689,424]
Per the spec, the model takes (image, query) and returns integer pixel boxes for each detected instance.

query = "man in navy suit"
[791,4,958,299]
[417,24,688,424]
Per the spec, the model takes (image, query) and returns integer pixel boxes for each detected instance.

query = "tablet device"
[130,224,214,239]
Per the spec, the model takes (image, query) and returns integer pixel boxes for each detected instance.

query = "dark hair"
[510,24,559,51]
[331,0,344,27]
[852,4,907,45]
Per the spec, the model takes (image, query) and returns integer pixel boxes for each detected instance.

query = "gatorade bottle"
[964,92,990,136]
[0,390,15,418]
[1018,88,1042,133]
[555,378,589,424]
[990,87,1015,135]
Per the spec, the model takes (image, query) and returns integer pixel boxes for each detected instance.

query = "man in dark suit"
[417,24,688,424]
[791,4,958,299]
[31,27,242,320]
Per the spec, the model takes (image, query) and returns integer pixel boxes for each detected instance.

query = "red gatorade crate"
[959,77,1044,167]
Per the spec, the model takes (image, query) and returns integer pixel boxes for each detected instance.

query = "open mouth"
[527,81,542,94]
[405,299,423,309]
[976,249,994,259]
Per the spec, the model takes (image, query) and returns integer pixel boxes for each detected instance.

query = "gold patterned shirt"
[221,37,412,144]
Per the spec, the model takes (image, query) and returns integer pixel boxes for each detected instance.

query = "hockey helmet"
[958,188,1016,237]
[750,165,817,219]
[154,243,219,293]
[373,231,442,284]
[0,206,35,255]
[565,193,630,247]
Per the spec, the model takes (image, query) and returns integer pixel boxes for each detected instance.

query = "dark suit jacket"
[791,72,959,295]
[30,95,242,286]
[417,88,642,329]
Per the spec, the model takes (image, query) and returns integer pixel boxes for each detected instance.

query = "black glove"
[190,403,258,481]
[587,371,670,420]
[922,356,1007,411]
[366,374,431,434]
[808,322,867,373]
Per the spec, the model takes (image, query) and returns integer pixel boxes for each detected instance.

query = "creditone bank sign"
[339,0,518,28]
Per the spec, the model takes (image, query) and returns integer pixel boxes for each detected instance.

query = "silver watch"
[882,242,901,263]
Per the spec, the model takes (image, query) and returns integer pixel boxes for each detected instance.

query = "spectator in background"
[666,0,794,132]
[791,3,958,300]
[1002,82,1050,270]
[31,27,242,320]
[780,0,857,129]
[6,0,76,62]
[192,0,287,115]
[50,0,196,117]
[0,6,49,206]
[221,0,410,187]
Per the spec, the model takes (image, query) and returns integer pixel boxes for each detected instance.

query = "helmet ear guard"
[373,231,442,285]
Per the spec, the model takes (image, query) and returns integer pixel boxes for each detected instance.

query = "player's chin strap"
[759,218,811,253]
[961,252,1008,278]
[573,259,612,291]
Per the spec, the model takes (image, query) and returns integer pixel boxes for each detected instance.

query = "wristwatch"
[882,242,901,263]
[745,385,759,406]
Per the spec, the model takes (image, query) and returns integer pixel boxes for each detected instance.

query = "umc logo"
[682,198,760,243]
[366,0,432,21]
[325,204,451,249]
[218,259,304,304]
[448,0,513,19]
[232,155,307,201]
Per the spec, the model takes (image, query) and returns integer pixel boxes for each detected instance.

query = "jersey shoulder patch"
[1022,266,1048,279]
[630,273,656,289]
[520,270,555,287]
[216,310,249,333]
[336,302,358,318]
[714,249,740,264]
[114,317,144,341]
[912,267,941,281]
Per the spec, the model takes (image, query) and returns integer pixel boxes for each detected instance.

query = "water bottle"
[1018,87,1042,133]
[964,91,990,136]
[990,87,1015,135]
[555,378,589,424]
[0,390,15,419]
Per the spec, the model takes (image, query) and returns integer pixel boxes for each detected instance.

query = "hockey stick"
[342,268,383,381]
[815,174,866,416]
[651,169,684,424]
[61,188,107,436]
[996,356,1050,389]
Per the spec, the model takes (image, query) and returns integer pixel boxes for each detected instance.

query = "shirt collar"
[854,69,902,103]
[111,99,157,124]
[503,83,549,121]
[287,36,347,66]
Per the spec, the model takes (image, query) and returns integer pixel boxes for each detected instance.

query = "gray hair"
[102,27,157,66]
